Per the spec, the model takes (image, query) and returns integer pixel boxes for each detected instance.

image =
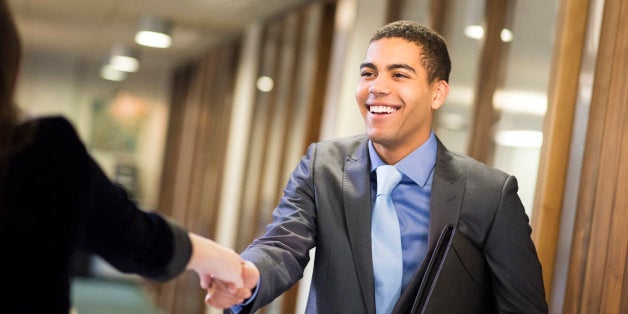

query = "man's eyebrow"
[359,63,417,74]
[388,63,416,74]
[360,62,376,69]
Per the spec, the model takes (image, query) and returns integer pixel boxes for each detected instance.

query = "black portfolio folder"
[410,225,495,314]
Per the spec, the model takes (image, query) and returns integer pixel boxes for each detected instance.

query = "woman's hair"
[0,0,22,161]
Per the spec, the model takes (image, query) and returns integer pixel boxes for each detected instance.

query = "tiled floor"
[68,254,164,314]
[70,277,163,314]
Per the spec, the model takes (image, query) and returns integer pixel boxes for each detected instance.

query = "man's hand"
[205,261,260,309]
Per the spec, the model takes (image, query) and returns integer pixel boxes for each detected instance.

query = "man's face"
[355,37,447,158]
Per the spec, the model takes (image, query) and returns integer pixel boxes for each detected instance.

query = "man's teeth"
[370,105,397,113]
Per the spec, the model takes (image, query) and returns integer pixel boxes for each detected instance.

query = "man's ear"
[431,80,449,110]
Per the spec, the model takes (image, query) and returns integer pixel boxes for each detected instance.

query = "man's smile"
[367,104,400,114]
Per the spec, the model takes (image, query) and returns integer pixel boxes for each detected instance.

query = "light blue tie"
[371,165,403,314]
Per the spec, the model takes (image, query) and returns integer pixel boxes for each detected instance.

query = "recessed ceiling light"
[256,76,274,92]
[495,130,543,148]
[100,64,127,81]
[135,16,172,48]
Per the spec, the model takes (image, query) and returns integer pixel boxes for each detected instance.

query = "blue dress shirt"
[368,131,436,291]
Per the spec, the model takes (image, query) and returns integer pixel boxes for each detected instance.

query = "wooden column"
[303,2,335,149]
[530,0,591,301]
[386,0,402,23]
[466,0,510,164]
[429,0,451,35]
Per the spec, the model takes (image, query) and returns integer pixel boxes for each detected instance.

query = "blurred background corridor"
[6,0,627,313]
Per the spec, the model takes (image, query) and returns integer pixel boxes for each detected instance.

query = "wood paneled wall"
[154,42,241,314]
[563,0,628,312]
[233,3,336,313]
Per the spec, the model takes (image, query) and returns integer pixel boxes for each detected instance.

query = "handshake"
[186,233,260,310]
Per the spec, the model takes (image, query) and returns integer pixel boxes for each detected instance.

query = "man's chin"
[367,133,395,146]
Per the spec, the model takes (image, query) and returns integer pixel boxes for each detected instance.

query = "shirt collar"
[368,131,437,187]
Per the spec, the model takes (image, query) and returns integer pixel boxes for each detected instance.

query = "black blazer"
[237,134,547,313]
[0,117,192,313]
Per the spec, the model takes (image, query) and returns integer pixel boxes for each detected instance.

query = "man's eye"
[361,71,375,77]
[393,73,409,78]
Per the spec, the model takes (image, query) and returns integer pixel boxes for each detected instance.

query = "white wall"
[15,50,172,210]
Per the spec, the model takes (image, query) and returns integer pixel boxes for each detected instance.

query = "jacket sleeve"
[236,143,319,313]
[51,116,193,281]
[483,175,548,313]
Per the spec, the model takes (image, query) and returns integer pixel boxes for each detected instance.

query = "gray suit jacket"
[237,134,547,313]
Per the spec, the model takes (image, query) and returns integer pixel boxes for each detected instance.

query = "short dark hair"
[371,20,451,83]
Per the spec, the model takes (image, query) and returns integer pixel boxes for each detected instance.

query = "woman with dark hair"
[0,1,247,312]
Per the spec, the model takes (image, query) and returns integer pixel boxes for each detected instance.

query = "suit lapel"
[343,141,376,314]
[393,138,465,313]
[427,139,464,249]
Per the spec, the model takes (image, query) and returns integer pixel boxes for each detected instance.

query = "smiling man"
[356,35,449,165]
[207,20,548,314]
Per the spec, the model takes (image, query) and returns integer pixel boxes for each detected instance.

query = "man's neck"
[372,133,431,165]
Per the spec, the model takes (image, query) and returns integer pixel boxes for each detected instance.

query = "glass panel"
[434,0,485,154]
[492,0,559,215]
[236,20,281,251]
[397,0,430,24]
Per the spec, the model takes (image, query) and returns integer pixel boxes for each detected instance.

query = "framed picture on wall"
[90,90,146,153]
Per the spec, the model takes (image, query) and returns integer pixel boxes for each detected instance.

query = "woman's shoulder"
[21,115,76,135]
[21,115,81,143]
[17,116,88,160]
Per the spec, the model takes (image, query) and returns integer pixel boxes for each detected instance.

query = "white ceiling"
[7,0,312,67]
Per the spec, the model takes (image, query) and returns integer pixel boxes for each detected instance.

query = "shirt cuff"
[230,278,260,313]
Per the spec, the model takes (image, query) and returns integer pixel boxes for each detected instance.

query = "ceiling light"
[463,0,485,40]
[108,44,140,72]
[464,26,514,43]
[493,90,547,115]
[256,76,274,92]
[100,64,127,81]
[501,29,514,42]
[464,25,484,40]
[495,130,543,148]
[135,16,172,48]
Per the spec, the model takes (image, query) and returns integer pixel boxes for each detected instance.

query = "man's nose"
[368,79,390,95]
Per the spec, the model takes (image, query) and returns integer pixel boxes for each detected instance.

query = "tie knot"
[376,165,402,195]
